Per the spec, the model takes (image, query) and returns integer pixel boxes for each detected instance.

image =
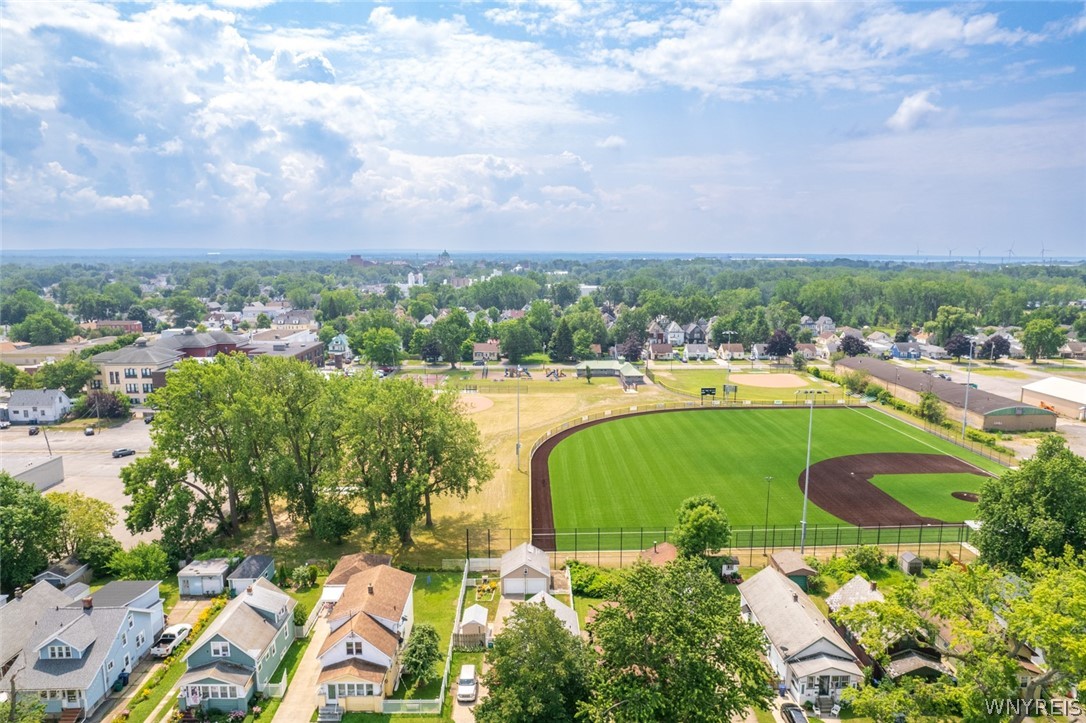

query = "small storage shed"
[33,556,92,589]
[227,555,276,594]
[769,550,817,592]
[500,543,550,597]
[178,558,231,596]
[899,552,923,576]
[718,555,741,578]
[455,604,490,647]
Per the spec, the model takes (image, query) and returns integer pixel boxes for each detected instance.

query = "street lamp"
[961,340,977,440]
[797,390,827,554]
[763,476,773,556]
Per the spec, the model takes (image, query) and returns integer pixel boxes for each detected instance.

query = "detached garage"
[178,558,231,596]
[500,543,550,597]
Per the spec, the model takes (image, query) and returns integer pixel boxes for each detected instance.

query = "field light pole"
[961,340,977,440]
[516,368,522,471]
[763,476,773,556]
[798,390,825,554]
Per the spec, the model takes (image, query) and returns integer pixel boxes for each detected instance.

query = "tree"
[73,391,131,419]
[979,334,1011,362]
[0,361,20,390]
[1074,311,1086,341]
[10,307,78,345]
[476,600,591,723]
[550,317,574,362]
[0,698,47,723]
[839,335,869,357]
[583,558,773,722]
[671,495,731,557]
[498,319,540,364]
[312,499,356,544]
[168,291,206,328]
[572,329,594,361]
[0,473,62,593]
[0,288,47,326]
[1020,317,1064,363]
[361,327,403,367]
[620,332,642,362]
[319,288,360,320]
[431,309,471,369]
[894,329,912,342]
[420,336,442,363]
[609,307,649,351]
[974,436,1086,569]
[525,300,557,348]
[552,280,581,309]
[109,542,170,580]
[944,333,973,361]
[47,491,118,559]
[932,305,975,345]
[79,535,123,576]
[255,312,272,329]
[401,623,442,685]
[917,392,946,424]
[764,328,795,361]
[34,355,98,398]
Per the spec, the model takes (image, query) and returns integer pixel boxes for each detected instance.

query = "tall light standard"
[797,389,826,554]
[763,476,773,556]
[516,366,522,471]
[961,340,977,440]
[719,330,737,385]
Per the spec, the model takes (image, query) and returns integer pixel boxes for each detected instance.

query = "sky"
[2,1,1084,256]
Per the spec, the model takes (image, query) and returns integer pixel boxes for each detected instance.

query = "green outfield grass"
[649,365,837,401]
[547,407,1003,532]
[868,473,985,520]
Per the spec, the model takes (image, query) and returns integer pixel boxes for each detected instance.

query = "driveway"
[272,617,330,723]
[451,661,488,723]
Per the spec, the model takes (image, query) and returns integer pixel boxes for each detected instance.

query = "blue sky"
[2,1,1084,256]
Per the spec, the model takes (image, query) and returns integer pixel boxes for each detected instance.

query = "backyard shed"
[227,555,275,594]
[899,552,923,576]
[770,550,817,592]
[454,604,490,647]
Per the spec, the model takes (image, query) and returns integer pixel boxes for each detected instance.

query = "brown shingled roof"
[317,658,389,685]
[326,552,393,587]
[330,565,415,626]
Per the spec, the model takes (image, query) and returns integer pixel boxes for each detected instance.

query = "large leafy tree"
[974,436,1086,569]
[979,334,1010,362]
[944,333,973,361]
[401,623,442,685]
[431,308,471,369]
[1020,317,1064,363]
[47,491,118,559]
[550,317,574,362]
[10,307,78,345]
[497,318,540,364]
[34,354,98,398]
[361,327,403,367]
[672,495,731,557]
[167,291,206,328]
[0,288,48,326]
[609,307,649,350]
[582,558,772,722]
[0,474,63,593]
[764,328,796,361]
[476,598,591,723]
[839,335,869,357]
[932,305,975,345]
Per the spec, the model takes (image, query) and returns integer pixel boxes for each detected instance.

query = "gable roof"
[0,582,73,672]
[184,578,294,660]
[35,556,89,581]
[738,568,852,659]
[326,552,393,587]
[15,606,133,691]
[77,581,158,609]
[317,658,389,685]
[771,550,817,577]
[500,543,550,579]
[179,661,255,689]
[7,389,70,408]
[228,555,275,581]
[526,592,580,636]
[460,604,488,628]
[826,576,885,612]
[330,565,414,626]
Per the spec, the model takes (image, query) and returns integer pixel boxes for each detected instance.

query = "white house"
[665,321,685,346]
[683,344,712,362]
[178,559,232,597]
[227,555,276,595]
[717,343,745,361]
[316,563,415,715]
[0,581,164,720]
[7,389,72,424]
[500,543,550,596]
[738,568,862,707]
[526,592,579,637]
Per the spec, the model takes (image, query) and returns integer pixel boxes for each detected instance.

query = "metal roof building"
[1021,377,1086,421]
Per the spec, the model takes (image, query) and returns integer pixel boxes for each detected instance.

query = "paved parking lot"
[1,419,154,545]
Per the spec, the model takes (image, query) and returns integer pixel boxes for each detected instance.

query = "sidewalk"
[272,618,330,723]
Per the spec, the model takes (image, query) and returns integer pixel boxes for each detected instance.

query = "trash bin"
[120,672,130,686]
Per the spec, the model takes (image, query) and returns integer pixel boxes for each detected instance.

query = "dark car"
[143,413,155,424]
[112,448,136,458]
[28,426,40,436]
[780,703,809,723]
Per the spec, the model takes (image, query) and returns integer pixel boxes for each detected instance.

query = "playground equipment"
[545,368,567,380]
[504,366,532,378]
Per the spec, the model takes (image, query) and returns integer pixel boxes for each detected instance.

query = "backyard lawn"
[391,571,464,701]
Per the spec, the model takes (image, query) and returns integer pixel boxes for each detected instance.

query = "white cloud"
[595,134,626,149]
[886,90,942,132]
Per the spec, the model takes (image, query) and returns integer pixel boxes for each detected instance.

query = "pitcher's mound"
[951,491,979,502]
[728,372,808,389]
[458,394,494,414]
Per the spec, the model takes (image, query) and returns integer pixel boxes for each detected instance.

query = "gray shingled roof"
[527,592,580,637]
[0,582,73,675]
[826,575,885,612]
[155,330,246,350]
[184,578,293,660]
[91,345,184,365]
[78,581,158,609]
[500,543,550,579]
[36,556,88,580]
[228,555,274,581]
[179,661,255,688]
[7,389,70,408]
[16,607,130,691]
[738,568,852,658]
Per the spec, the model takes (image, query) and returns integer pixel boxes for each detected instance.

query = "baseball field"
[538,406,1003,534]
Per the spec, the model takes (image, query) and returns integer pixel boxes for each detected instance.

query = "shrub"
[312,499,356,544]
[566,560,621,598]
[79,535,123,577]
[293,602,309,627]
[110,542,170,580]
[291,564,317,590]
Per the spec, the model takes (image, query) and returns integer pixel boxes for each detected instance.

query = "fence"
[264,671,288,699]
[297,601,321,639]
[864,403,1016,466]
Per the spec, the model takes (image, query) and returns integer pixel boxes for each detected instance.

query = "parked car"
[780,703,809,723]
[456,664,478,703]
[151,624,192,657]
[28,426,40,436]
[143,413,155,424]
[112,448,136,458]
[0,420,10,429]
[84,426,95,436]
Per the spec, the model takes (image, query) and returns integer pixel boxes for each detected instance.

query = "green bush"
[312,499,356,544]
[292,602,309,627]
[110,542,170,580]
[79,535,123,577]
[566,560,621,598]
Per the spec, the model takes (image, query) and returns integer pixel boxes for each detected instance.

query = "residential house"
[866,331,892,344]
[1,581,164,720]
[227,556,276,595]
[316,564,415,715]
[769,551,817,592]
[826,576,884,614]
[837,327,863,340]
[890,342,922,359]
[327,334,354,365]
[750,344,770,361]
[815,332,841,357]
[500,543,550,596]
[6,389,72,424]
[717,343,745,361]
[738,568,862,708]
[646,320,666,345]
[320,553,393,606]
[683,322,707,345]
[33,556,92,589]
[683,343,712,361]
[920,344,949,360]
[646,343,674,361]
[272,309,318,332]
[473,341,501,362]
[1059,341,1086,359]
[815,316,836,334]
[418,314,436,328]
[800,316,816,333]
[178,559,232,597]
[665,321,685,346]
[500,309,526,322]
[178,578,296,714]
[90,339,183,406]
[525,592,579,637]
[794,344,818,360]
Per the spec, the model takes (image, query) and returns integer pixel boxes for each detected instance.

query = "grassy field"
[547,407,1002,531]
[868,473,984,520]
[648,364,838,401]
[968,367,1029,379]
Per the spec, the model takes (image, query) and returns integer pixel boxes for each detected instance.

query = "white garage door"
[525,577,547,595]
[503,577,525,596]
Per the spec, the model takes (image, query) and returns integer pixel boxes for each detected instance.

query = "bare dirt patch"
[951,491,979,502]
[728,372,809,389]
[457,394,495,414]
[803,453,994,526]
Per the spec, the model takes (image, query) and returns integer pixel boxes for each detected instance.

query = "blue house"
[178,578,296,714]
[0,581,164,720]
[890,342,922,359]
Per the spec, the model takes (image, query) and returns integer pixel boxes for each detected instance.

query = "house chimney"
[247,586,253,595]
[82,597,93,611]
[870,581,878,592]
[14,587,23,600]
[368,583,374,595]
[792,593,798,603]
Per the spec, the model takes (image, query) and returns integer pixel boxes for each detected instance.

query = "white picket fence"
[264,671,288,699]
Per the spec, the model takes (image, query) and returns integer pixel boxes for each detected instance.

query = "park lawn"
[391,571,463,700]
[548,406,1004,532]
[968,367,1029,379]
[868,473,986,522]
[650,365,835,401]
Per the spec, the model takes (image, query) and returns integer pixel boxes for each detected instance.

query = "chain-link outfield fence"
[457,522,977,571]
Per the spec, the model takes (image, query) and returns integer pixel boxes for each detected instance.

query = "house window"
[831,675,850,689]
[136,632,145,648]
[211,641,231,657]
[109,371,120,385]
[92,380,102,390]
[122,632,128,647]
[107,660,115,672]
[66,691,79,703]
[129,616,134,629]
[185,685,238,700]
[143,384,154,393]
[48,645,72,659]
[142,368,153,378]
[345,641,364,655]
[125,368,137,378]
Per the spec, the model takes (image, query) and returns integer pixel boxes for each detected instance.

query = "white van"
[456,664,478,703]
